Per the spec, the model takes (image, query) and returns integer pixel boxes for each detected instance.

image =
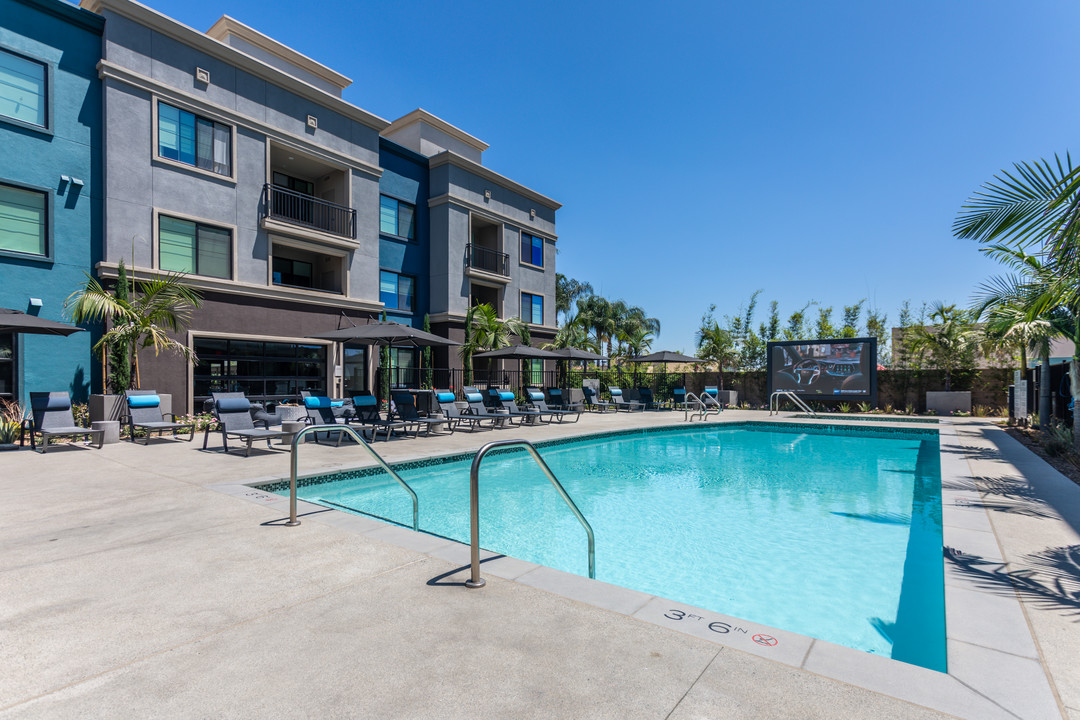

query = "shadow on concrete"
[261,507,335,526]
[426,555,507,588]
[945,545,1080,620]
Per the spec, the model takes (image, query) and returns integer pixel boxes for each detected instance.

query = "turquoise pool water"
[275,423,945,671]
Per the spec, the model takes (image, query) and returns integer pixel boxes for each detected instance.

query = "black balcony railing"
[466,243,509,276]
[264,183,356,239]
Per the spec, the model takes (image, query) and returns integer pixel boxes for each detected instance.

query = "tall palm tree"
[576,295,617,358]
[903,303,977,393]
[65,271,202,389]
[555,274,593,324]
[955,154,1080,445]
[459,303,529,384]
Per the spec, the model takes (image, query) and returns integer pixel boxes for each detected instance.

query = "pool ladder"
[466,439,595,588]
[285,424,419,531]
[684,391,721,422]
[769,391,816,416]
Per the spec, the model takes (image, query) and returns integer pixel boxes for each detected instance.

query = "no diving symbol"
[752,634,778,647]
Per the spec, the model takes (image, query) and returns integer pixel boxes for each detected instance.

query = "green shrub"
[857,402,872,413]
[1041,421,1074,457]
[838,402,851,413]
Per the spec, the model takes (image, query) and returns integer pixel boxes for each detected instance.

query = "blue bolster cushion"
[353,396,377,407]
[436,392,456,403]
[610,388,622,396]
[215,397,250,413]
[303,396,332,409]
[528,391,544,401]
[499,391,515,401]
[127,394,161,408]
[465,392,483,403]
[330,400,344,408]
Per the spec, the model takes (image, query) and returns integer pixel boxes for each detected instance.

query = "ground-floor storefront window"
[0,333,14,403]
[193,337,326,405]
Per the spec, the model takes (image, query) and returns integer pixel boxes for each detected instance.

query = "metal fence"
[465,243,509,276]
[264,183,357,239]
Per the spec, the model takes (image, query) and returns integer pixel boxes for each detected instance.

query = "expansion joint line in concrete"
[0,556,429,714]
[662,648,722,720]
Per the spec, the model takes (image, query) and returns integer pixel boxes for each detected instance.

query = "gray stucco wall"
[99,7,382,305]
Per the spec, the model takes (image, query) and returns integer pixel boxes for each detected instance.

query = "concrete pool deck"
[1,410,1077,718]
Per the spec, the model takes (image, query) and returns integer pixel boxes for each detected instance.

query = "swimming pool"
[271,422,945,671]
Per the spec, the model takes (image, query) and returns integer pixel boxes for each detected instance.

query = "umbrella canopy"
[0,308,85,336]
[552,347,608,362]
[627,350,700,364]
[308,321,459,347]
[472,345,563,360]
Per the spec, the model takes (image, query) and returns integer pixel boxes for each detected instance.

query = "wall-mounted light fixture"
[530,208,536,219]
[484,189,491,201]
[29,298,43,307]
[195,67,211,84]
[70,178,84,186]
[307,115,318,129]
[60,175,71,184]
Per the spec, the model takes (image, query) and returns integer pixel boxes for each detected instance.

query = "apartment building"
[0,0,103,407]
[79,0,559,414]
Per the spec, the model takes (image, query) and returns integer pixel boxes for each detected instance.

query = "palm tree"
[542,317,596,352]
[555,274,593,324]
[576,295,617,358]
[459,303,529,384]
[65,271,202,389]
[696,321,737,391]
[902,303,977,392]
[955,154,1080,445]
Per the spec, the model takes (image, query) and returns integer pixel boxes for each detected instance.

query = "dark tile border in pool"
[221,418,1058,719]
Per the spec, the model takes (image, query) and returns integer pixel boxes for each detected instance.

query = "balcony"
[263,183,356,240]
[466,243,509,277]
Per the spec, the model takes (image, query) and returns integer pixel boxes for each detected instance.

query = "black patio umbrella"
[0,308,84,336]
[307,321,459,347]
[552,347,608,362]
[627,350,700,364]
[472,345,563,360]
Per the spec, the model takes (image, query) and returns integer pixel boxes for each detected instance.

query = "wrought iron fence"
[264,183,357,239]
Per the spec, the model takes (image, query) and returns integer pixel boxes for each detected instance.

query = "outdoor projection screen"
[767,338,878,404]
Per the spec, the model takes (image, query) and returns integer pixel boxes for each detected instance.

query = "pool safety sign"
[662,609,778,647]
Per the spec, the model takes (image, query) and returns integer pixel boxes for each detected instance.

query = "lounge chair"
[433,390,497,431]
[526,388,581,422]
[673,388,689,411]
[608,387,645,412]
[547,387,583,411]
[703,386,724,410]
[462,388,511,427]
[28,391,104,453]
[348,395,409,441]
[637,387,659,410]
[124,389,195,444]
[392,392,454,435]
[203,392,285,456]
[301,393,352,445]
[582,386,611,412]
[487,388,544,425]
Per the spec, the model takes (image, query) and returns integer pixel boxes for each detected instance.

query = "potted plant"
[902,303,977,414]
[65,259,203,423]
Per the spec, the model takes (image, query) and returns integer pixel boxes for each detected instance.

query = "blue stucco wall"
[0,0,102,406]
[378,138,429,328]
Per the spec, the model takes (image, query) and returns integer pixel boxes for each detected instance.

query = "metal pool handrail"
[286,424,419,531]
[769,390,815,416]
[465,439,595,589]
[684,391,721,422]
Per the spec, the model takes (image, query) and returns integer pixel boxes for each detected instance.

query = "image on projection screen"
[769,340,873,396]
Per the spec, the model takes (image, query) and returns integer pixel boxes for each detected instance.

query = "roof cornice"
[205,15,351,92]
[428,151,561,211]
[80,0,389,132]
[384,108,489,152]
[14,0,104,33]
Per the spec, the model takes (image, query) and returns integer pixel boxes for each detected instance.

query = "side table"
[91,420,121,444]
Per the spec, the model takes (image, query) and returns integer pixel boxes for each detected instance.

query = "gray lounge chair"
[203,392,285,456]
[703,386,724,410]
[125,389,195,444]
[28,391,104,453]
[348,395,409,441]
[547,387,583,411]
[433,390,497,431]
[608,387,645,412]
[526,388,581,422]
[487,388,544,425]
[462,388,510,427]
[301,393,351,445]
[583,386,614,412]
[392,392,454,435]
[673,388,689,411]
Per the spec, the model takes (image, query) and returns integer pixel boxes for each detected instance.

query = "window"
[0,49,46,128]
[273,257,313,288]
[0,333,13,401]
[525,358,543,387]
[193,337,326,402]
[157,101,231,176]
[379,195,415,239]
[380,271,415,312]
[158,216,231,278]
[520,232,543,267]
[0,183,46,257]
[521,292,543,325]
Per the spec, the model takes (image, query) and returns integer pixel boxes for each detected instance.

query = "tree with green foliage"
[814,306,837,339]
[459,303,529,384]
[106,259,133,393]
[903,303,977,392]
[865,307,889,365]
[555,274,593,324]
[697,317,737,391]
[840,300,865,338]
[65,269,202,389]
[421,313,433,388]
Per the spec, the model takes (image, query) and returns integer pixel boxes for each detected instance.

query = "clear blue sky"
[135,0,1080,352]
